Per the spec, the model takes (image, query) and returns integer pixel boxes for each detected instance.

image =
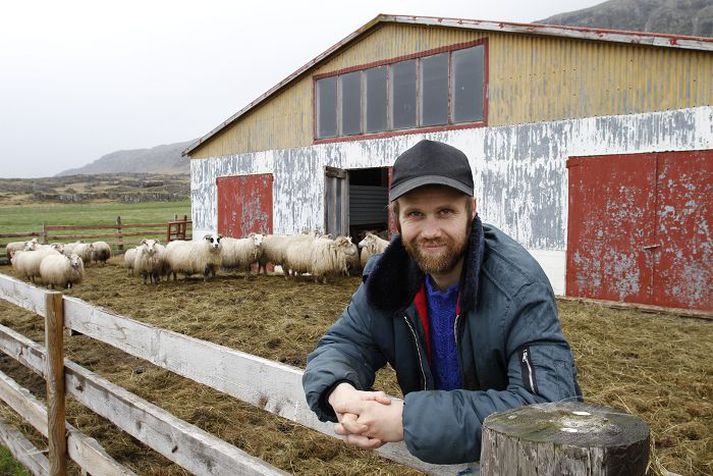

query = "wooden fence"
[0,216,191,265]
[0,273,467,475]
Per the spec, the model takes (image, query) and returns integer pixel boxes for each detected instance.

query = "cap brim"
[389,175,473,201]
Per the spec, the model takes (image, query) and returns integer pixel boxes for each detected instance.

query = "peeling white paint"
[190,105,713,293]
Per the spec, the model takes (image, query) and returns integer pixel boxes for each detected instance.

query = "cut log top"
[484,401,649,447]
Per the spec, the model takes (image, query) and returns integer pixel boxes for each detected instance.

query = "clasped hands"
[327,382,404,449]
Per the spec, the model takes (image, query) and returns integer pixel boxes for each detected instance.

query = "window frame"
[312,38,488,144]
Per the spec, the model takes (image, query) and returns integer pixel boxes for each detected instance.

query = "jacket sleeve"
[401,282,581,464]
[302,282,388,422]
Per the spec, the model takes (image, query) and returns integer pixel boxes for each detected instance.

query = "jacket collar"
[365,214,485,315]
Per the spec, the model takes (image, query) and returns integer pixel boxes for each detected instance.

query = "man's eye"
[407,211,422,218]
[439,209,454,216]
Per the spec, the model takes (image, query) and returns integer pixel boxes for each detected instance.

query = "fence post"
[116,216,123,252]
[45,291,67,475]
[480,402,650,475]
[41,223,48,244]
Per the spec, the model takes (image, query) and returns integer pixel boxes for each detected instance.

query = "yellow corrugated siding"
[190,24,712,159]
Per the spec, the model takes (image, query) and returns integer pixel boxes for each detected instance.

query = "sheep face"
[335,236,357,257]
[69,254,84,270]
[140,239,161,256]
[51,243,65,254]
[203,234,222,252]
[250,233,265,248]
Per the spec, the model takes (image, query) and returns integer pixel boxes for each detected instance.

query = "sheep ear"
[203,234,211,240]
[155,239,161,245]
[141,239,147,245]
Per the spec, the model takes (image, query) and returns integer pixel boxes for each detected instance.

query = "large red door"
[567,150,712,311]
[217,174,273,238]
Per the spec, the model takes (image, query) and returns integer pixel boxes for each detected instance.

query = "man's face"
[396,185,475,275]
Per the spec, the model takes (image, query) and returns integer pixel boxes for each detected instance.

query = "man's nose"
[420,217,442,239]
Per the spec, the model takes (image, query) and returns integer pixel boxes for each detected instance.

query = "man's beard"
[404,230,469,275]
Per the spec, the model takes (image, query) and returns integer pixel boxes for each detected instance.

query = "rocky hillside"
[536,0,713,37]
[56,140,195,177]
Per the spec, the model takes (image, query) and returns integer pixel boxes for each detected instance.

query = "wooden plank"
[0,274,48,318]
[61,297,468,474]
[0,232,42,239]
[0,416,50,476]
[44,292,66,475]
[0,323,285,475]
[46,231,165,241]
[0,367,135,476]
[0,371,48,436]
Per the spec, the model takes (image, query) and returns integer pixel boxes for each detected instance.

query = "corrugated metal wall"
[190,24,712,159]
[190,106,713,294]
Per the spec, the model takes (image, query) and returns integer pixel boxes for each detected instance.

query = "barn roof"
[183,13,713,156]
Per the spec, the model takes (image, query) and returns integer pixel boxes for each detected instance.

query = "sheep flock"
[6,231,391,288]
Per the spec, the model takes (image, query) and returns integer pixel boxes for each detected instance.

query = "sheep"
[284,235,357,284]
[165,234,223,281]
[63,242,94,264]
[123,247,138,275]
[358,232,390,268]
[282,233,321,278]
[39,253,84,289]
[11,247,62,283]
[257,234,292,275]
[5,238,38,260]
[339,236,360,276]
[133,239,166,285]
[221,233,264,276]
[91,241,112,265]
[25,242,65,254]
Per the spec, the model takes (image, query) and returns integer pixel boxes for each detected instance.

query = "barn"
[183,14,713,312]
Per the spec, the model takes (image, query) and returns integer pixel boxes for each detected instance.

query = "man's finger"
[339,412,367,434]
[345,433,384,449]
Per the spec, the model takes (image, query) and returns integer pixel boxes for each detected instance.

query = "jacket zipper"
[403,315,427,390]
[521,347,536,394]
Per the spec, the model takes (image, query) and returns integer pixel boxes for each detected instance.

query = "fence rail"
[0,272,462,475]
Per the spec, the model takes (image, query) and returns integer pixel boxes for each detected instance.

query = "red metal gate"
[567,150,712,311]
[217,174,273,238]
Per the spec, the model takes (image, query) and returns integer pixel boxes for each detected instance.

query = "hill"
[536,0,713,37]
[56,140,194,177]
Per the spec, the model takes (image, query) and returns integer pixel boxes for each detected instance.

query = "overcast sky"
[0,0,603,178]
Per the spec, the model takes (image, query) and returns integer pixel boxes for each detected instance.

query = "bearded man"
[303,139,581,465]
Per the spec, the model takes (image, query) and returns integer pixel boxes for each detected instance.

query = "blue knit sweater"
[425,276,462,391]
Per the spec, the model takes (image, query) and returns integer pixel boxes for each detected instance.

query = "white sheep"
[340,237,360,275]
[11,248,62,283]
[25,242,65,255]
[91,241,112,265]
[123,247,138,275]
[221,233,264,276]
[63,242,94,264]
[358,232,390,268]
[165,234,223,281]
[284,235,357,284]
[39,253,84,289]
[282,233,320,278]
[134,239,166,285]
[5,238,38,260]
[258,234,304,275]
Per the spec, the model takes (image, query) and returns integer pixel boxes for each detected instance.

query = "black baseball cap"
[389,139,474,201]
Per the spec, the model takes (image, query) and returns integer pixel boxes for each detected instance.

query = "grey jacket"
[303,216,581,464]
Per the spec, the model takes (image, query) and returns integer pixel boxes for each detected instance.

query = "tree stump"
[480,402,650,476]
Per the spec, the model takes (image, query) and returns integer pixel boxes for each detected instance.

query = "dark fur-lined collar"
[365,214,484,315]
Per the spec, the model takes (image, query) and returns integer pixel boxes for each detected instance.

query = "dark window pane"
[452,45,484,123]
[365,66,387,133]
[340,71,361,135]
[317,77,337,138]
[421,53,449,126]
[392,60,417,129]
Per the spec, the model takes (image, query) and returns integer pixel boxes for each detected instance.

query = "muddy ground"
[0,261,711,475]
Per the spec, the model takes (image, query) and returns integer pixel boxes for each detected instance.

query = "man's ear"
[471,197,477,219]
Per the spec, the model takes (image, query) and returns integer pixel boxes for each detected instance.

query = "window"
[315,42,486,140]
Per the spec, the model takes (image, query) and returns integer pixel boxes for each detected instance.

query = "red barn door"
[567,150,712,311]
[217,174,273,238]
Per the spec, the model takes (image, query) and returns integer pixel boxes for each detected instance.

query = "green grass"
[0,446,30,476]
[0,200,191,252]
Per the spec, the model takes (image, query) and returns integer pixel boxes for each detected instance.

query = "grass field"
[0,200,191,234]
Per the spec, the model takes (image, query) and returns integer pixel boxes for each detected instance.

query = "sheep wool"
[165,234,223,281]
[39,254,84,289]
[11,248,62,283]
[221,233,264,275]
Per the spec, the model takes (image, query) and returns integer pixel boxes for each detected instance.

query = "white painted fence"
[0,273,464,475]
